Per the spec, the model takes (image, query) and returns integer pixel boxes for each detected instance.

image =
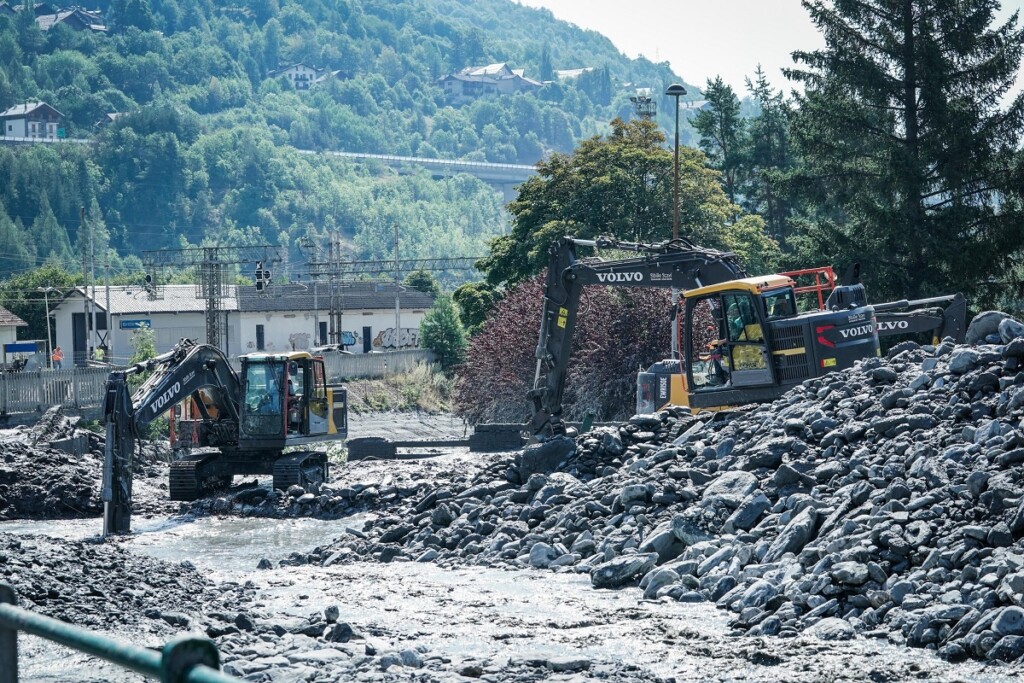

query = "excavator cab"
[678,276,795,408]
[238,352,344,449]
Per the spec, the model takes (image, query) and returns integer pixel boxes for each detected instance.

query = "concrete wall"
[239,309,427,353]
[0,326,18,347]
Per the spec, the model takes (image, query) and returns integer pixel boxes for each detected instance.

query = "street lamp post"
[664,84,687,359]
[37,286,59,367]
[665,83,687,240]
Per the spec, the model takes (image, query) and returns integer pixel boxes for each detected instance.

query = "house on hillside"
[268,63,341,90]
[36,7,106,32]
[49,282,434,365]
[438,63,542,105]
[0,101,63,139]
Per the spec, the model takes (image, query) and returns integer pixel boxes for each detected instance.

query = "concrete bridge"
[312,150,537,201]
[0,136,537,200]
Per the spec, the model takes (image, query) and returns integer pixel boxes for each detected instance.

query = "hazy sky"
[517,0,1024,100]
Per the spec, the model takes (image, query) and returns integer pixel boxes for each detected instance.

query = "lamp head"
[665,83,687,98]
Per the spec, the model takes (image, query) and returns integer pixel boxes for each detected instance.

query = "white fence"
[0,350,436,417]
[0,366,113,415]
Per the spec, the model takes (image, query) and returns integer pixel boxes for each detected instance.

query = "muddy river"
[3,413,1022,681]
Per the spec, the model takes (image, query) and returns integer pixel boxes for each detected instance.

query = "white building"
[49,282,434,365]
[0,101,63,139]
[0,305,27,347]
[237,283,433,354]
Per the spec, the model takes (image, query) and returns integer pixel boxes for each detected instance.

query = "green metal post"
[0,584,17,683]
[0,584,238,683]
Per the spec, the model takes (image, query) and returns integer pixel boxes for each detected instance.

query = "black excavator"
[529,235,967,441]
[102,339,348,535]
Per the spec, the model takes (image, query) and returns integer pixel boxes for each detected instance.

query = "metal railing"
[0,350,437,418]
[0,366,115,415]
[0,583,239,683]
[321,348,436,380]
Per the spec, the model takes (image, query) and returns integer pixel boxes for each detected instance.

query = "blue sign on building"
[120,319,152,330]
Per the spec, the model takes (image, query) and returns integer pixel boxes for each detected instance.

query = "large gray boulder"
[701,471,759,509]
[966,310,1009,344]
[590,553,658,589]
[519,436,575,479]
[762,507,818,563]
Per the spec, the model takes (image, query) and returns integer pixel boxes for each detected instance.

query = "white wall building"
[0,101,63,138]
[49,282,434,365]
[0,305,27,348]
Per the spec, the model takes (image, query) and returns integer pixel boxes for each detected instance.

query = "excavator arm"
[102,339,242,535]
[873,293,967,344]
[529,236,747,440]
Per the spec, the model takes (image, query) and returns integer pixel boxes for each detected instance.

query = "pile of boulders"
[0,531,214,631]
[0,406,171,520]
[287,317,1024,664]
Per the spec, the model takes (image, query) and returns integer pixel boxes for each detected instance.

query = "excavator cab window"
[242,360,285,437]
[762,288,797,321]
[686,290,775,392]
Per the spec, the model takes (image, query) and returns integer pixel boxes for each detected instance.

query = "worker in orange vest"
[51,346,63,369]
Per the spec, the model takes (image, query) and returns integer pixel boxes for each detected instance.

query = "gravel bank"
[276,336,1024,667]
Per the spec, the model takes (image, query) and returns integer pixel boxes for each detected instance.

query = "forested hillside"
[0,0,696,278]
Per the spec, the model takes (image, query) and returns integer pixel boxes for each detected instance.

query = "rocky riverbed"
[239,331,1024,668]
[5,314,1024,680]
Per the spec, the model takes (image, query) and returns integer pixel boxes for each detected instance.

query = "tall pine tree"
[744,66,795,245]
[692,76,745,206]
[786,0,1024,299]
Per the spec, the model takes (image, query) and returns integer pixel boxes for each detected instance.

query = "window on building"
[256,324,265,351]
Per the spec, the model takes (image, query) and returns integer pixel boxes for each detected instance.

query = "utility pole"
[105,258,112,362]
[394,223,401,350]
[80,207,89,366]
[90,211,97,357]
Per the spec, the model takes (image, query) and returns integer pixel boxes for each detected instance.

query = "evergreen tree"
[539,43,553,81]
[743,65,795,243]
[692,76,744,206]
[419,294,468,372]
[0,204,35,277]
[403,268,441,296]
[786,0,1024,299]
[32,195,75,268]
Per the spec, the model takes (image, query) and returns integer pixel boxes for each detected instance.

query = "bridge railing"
[0,583,239,683]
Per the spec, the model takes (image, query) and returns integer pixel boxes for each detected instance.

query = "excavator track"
[272,451,327,492]
[169,452,227,501]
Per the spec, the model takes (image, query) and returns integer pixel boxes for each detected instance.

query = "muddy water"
[4,512,1019,682]
[3,411,1022,681]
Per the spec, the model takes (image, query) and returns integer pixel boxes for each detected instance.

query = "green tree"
[32,195,75,268]
[692,76,745,206]
[419,295,468,372]
[404,269,441,296]
[452,281,499,335]
[539,43,553,81]
[0,204,35,277]
[479,118,754,287]
[743,65,795,243]
[0,264,79,343]
[786,0,1024,300]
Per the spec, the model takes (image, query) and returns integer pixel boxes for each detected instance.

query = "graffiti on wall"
[372,327,419,350]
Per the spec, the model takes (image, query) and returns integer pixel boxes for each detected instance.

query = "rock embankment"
[292,334,1024,664]
[0,406,172,520]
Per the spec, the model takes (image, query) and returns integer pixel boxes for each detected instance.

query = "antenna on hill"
[630,89,656,120]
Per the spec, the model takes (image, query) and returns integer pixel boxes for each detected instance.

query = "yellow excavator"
[102,339,348,534]
[529,236,966,440]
